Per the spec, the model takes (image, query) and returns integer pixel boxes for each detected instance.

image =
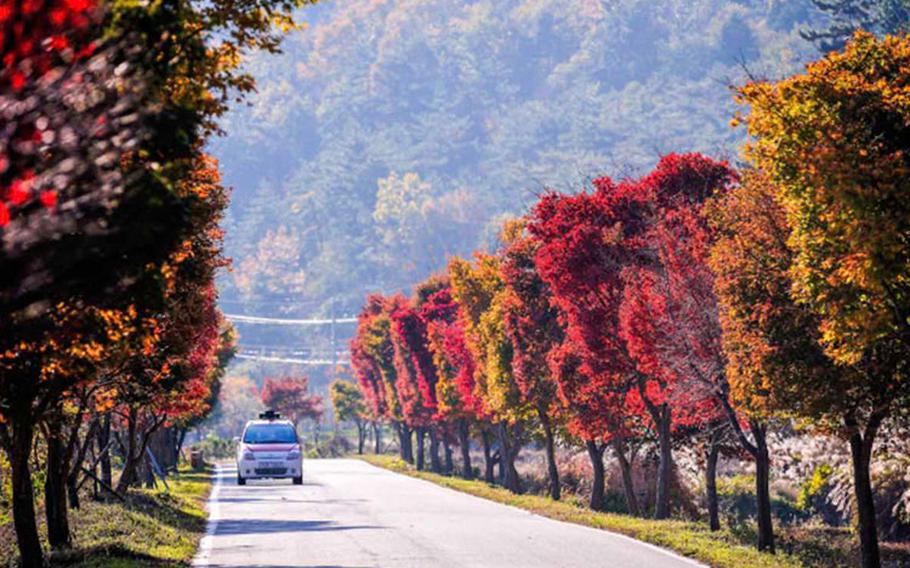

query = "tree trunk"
[538,406,560,500]
[148,427,177,475]
[416,427,426,471]
[612,437,640,516]
[428,428,442,473]
[751,421,775,553]
[356,422,365,455]
[45,423,72,549]
[443,436,453,474]
[848,414,882,568]
[176,428,188,461]
[586,440,605,511]
[396,422,413,463]
[706,437,720,532]
[497,423,522,494]
[99,413,113,489]
[8,421,44,568]
[67,469,80,510]
[481,428,495,483]
[116,408,140,493]
[373,422,382,454]
[653,404,673,520]
[458,419,473,480]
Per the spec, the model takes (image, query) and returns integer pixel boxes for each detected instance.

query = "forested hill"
[212,0,820,317]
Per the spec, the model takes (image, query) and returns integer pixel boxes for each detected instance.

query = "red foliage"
[499,227,561,414]
[350,295,389,420]
[261,376,324,424]
[0,0,100,225]
[161,284,225,423]
[529,153,735,439]
[389,296,438,428]
[420,287,482,420]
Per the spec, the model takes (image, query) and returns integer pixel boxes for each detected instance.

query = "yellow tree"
[449,255,529,493]
[736,32,910,568]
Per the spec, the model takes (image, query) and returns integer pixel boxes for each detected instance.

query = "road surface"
[194,459,704,568]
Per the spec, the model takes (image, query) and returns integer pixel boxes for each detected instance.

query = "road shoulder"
[357,454,802,568]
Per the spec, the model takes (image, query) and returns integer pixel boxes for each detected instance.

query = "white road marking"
[192,464,223,567]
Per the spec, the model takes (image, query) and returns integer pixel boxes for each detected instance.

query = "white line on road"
[192,464,223,567]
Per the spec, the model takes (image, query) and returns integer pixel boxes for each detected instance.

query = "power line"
[225,314,357,326]
[235,353,350,366]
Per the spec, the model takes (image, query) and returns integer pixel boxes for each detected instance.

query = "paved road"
[194,459,703,568]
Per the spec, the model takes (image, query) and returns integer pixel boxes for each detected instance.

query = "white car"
[236,412,303,485]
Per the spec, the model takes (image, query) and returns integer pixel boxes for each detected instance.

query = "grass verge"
[359,454,804,568]
[1,468,212,567]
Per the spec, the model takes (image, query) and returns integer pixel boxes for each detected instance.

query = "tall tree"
[351,294,413,462]
[390,296,442,471]
[529,154,734,519]
[449,254,527,493]
[421,283,482,480]
[736,32,910,567]
[499,220,564,500]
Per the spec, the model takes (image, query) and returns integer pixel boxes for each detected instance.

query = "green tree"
[330,380,368,454]
[803,0,910,51]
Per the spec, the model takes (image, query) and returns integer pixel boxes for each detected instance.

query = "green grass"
[359,454,805,568]
[1,468,212,567]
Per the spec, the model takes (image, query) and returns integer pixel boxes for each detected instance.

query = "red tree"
[530,153,735,519]
[350,293,413,462]
[421,284,483,479]
[261,376,324,427]
[390,295,443,472]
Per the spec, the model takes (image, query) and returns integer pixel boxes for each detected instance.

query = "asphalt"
[194,458,705,568]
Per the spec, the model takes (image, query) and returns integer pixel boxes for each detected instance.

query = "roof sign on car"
[259,410,282,420]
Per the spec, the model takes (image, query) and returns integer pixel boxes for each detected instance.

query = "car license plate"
[260,461,282,468]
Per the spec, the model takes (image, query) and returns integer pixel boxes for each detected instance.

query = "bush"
[192,433,237,460]
[718,473,808,528]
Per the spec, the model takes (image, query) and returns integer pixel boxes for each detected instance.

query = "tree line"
[349,32,910,568]
[0,0,309,566]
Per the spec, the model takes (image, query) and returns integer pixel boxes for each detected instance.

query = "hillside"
[212,0,820,320]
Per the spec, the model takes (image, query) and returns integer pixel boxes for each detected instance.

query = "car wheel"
[292,475,303,485]
[237,473,246,486]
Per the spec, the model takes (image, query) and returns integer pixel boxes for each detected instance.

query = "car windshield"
[243,423,297,444]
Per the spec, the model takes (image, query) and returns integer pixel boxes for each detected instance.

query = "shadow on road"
[209,565,373,568]
[214,519,382,536]
[215,497,369,505]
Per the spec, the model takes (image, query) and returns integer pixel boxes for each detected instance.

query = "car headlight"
[287,450,301,460]
[242,451,255,461]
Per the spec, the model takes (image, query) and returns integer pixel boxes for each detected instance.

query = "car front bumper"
[237,458,303,479]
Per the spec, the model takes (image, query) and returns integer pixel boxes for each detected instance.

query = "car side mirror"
[232,436,240,443]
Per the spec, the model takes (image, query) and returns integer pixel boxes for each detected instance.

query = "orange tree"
[735,33,910,568]
[112,153,231,492]
[1,0,305,563]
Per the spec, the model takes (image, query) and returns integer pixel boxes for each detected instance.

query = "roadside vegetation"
[0,1,304,566]
[0,468,212,567]
[342,26,910,568]
[360,455,903,568]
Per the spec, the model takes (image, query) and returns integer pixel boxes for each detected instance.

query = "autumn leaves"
[351,33,910,568]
